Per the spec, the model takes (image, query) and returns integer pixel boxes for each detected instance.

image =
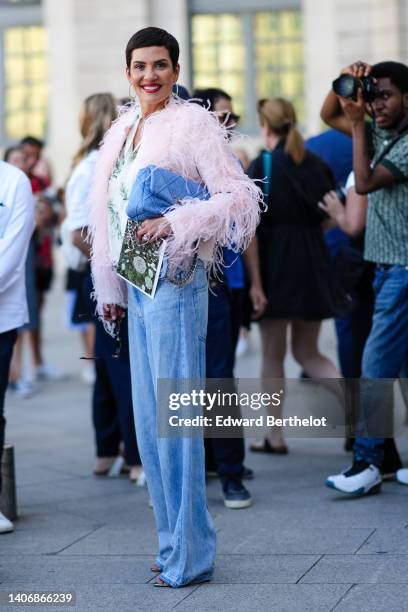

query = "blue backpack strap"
[261,151,273,199]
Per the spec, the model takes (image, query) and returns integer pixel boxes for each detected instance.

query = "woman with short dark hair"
[88,27,262,587]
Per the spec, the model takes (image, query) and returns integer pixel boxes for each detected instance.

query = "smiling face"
[126,46,179,114]
[367,77,408,130]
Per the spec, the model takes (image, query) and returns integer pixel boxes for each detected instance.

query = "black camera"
[332,74,377,102]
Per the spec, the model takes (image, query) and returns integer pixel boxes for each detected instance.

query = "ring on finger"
[142,234,150,243]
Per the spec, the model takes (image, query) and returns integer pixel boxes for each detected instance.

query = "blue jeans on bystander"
[354,265,408,466]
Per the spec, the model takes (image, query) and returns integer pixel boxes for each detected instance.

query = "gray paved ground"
[1,269,408,612]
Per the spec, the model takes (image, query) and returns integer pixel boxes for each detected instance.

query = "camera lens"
[362,76,377,102]
[332,75,357,99]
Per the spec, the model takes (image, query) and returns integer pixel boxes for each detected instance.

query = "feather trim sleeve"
[88,112,131,316]
[163,104,263,268]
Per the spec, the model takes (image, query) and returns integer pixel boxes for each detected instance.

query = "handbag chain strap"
[165,251,199,287]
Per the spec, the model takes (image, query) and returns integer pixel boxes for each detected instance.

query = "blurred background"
[1,0,408,182]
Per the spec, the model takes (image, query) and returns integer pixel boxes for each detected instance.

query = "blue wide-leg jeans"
[354,265,408,466]
[127,262,216,587]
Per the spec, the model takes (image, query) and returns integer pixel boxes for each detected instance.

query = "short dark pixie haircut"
[371,61,408,94]
[126,27,179,70]
[192,88,231,112]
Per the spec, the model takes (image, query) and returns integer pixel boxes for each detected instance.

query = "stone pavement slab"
[0,512,100,555]
[0,583,196,612]
[174,584,351,612]
[215,524,374,555]
[334,584,408,612]
[211,554,320,584]
[356,528,408,554]
[299,553,408,583]
[58,524,160,557]
[0,555,153,585]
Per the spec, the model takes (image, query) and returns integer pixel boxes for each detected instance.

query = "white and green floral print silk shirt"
[107,114,141,263]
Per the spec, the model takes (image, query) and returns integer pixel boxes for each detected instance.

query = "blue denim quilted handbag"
[126,164,209,223]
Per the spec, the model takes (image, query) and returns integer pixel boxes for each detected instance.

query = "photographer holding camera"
[321,61,408,496]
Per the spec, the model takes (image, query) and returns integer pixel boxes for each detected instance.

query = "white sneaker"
[396,468,408,485]
[34,363,68,381]
[137,470,146,487]
[326,461,382,496]
[235,336,249,358]
[107,456,125,477]
[0,512,14,533]
[129,465,144,484]
[9,379,37,399]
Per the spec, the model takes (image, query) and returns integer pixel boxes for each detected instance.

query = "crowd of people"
[1,25,408,588]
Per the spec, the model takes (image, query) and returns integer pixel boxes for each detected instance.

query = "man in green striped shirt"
[321,60,408,496]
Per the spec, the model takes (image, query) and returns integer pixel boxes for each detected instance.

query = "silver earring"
[174,82,179,97]
[128,84,136,100]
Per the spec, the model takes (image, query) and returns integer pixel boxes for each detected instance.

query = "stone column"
[148,0,191,90]
[44,0,150,183]
[302,0,337,136]
[43,0,78,184]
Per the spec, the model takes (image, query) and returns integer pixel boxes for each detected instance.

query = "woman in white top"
[64,94,116,379]
[65,94,142,482]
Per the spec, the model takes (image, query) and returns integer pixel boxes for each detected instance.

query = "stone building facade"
[1,0,408,181]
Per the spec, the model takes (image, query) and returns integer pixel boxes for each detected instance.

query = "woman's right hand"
[103,304,126,322]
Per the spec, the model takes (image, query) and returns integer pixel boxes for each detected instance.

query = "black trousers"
[81,273,140,466]
[229,288,245,357]
[93,316,141,465]
[0,329,17,493]
[205,284,245,481]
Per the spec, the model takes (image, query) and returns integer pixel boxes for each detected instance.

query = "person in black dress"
[248,97,341,453]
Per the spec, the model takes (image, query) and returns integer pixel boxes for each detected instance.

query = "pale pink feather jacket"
[88,97,263,316]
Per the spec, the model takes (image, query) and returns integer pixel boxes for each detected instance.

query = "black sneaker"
[223,479,252,509]
[242,466,254,480]
[381,438,402,479]
[344,437,355,452]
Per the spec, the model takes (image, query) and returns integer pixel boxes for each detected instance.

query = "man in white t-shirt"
[0,161,34,533]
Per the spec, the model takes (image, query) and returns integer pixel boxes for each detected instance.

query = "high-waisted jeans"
[127,262,216,587]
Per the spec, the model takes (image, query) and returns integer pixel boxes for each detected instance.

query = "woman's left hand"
[136,217,171,243]
[250,282,268,320]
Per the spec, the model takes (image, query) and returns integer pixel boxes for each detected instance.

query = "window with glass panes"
[0,1,47,143]
[191,5,303,134]
[3,25,48,140]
